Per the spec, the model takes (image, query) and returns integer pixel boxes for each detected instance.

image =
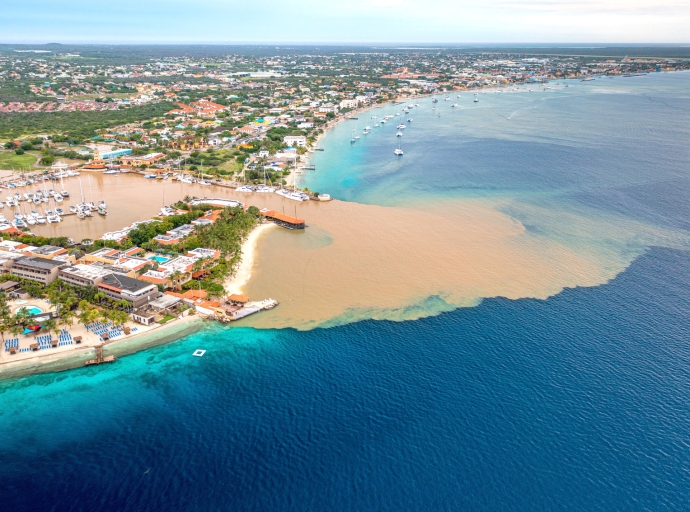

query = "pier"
[84,344,116,366]
[263,210,306,229]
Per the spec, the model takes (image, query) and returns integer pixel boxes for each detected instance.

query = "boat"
[77,211,85,220]
[397,124,406,129]
[451,103,458,107]
[350,129,356,144]
[61,191,69,198]
[355,135,360,140]
[235,185,254,192]
[69,205,77,213]
[98,200,107,209]
[54,194,63,203]
[407,118,413,122]
[396,131,403,137]
[0,203,4,210]
[55,207,65,216]
[255,185,275,193]
[103,170,118,175]
[374,123,380,127]
[98,207,108,216]
[26,217,37,226]
[144,174,157,179]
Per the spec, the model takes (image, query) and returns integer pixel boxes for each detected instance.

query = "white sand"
[224,222,277,296]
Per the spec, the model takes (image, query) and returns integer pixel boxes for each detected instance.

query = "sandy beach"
[224,222,277,296]
[0,313,205,380]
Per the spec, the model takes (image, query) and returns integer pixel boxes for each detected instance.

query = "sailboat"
[394,139,403,156]
[350,129,356,144]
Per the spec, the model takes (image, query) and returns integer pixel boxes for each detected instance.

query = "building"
[10,256,69,284]
[97,274,160,308]
[283,135,307,147]
[339,99,359,109]
[59,264,112,287]
[119,152,166,168]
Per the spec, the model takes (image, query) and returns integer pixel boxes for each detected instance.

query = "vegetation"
[0,101,175,140]
[0,278,132,342]
[0,150,39,170]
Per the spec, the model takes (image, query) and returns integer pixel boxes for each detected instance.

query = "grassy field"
[0,151,38,170]
[218,159,243,175]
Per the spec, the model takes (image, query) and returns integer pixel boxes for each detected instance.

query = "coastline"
[224,222,277,295]
[0,314,206,381]
[0,221,280,380]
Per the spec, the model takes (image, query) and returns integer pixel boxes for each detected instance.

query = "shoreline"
[224,222,277,296]
[0,314,205,381]
[0,220,280,381]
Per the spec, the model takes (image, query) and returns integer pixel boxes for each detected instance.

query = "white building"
[283,135,307,147]
[339,99,359,109]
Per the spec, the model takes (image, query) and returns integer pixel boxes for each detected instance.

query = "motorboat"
[397,124,406,129]
[396,131,403,137]
[77,211,86,220]
[255,185,275,193]
[61,191,69,198]
[69,205,77,213]
[98,200,107,209]
[407,118,413,122]
[235,185,254,192]
[54,194,63,203]
[394,148,404,155]
[55,207,65,216]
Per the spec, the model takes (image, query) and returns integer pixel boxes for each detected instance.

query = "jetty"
[84,344,116,366]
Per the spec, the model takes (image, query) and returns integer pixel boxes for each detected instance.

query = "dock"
[84,344,117,366]
[263,210,306,229]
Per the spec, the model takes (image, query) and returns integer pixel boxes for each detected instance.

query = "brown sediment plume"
[241,199,619,329]
[27,174,635,331]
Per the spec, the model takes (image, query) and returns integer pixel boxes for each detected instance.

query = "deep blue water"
[1,247,690,511]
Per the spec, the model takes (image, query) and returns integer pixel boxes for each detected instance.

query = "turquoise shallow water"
[305,72,690,259]
[1,73,690,510]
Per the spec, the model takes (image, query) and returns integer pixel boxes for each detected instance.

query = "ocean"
[1,72,690,510]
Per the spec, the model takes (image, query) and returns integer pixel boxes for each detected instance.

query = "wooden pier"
[84,344,116,367]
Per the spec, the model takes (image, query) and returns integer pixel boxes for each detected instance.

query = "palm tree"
[170,270,183,292]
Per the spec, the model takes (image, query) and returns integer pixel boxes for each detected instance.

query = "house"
[97,274,160,308]
[10,256,69,284]
[283,135,307,147]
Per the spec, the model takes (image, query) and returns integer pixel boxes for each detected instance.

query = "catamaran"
[394,139,404,156]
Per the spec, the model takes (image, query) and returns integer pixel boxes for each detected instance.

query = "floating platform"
[193,350,206,357]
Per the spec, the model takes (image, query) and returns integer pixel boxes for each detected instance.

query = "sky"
[3,0,690,44]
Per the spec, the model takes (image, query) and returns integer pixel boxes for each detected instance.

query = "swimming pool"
[17,306,42,316]
[148,256,169,263]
